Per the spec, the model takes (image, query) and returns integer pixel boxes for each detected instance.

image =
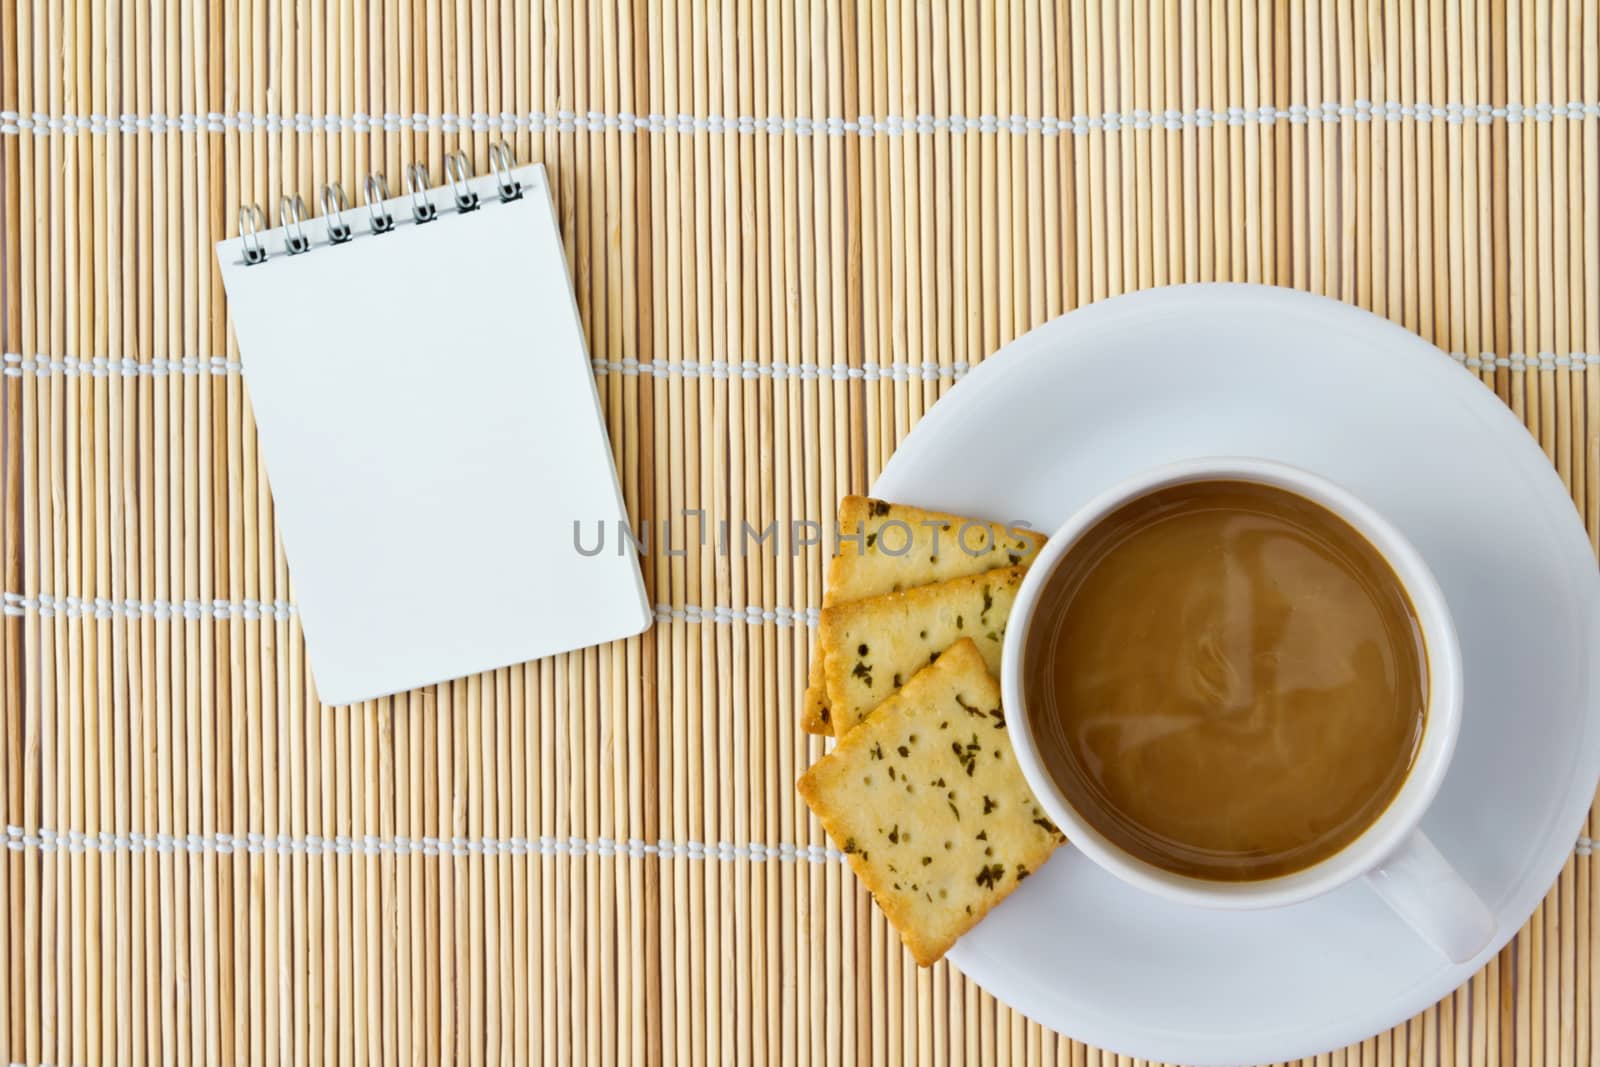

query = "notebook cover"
[216,165,650,704]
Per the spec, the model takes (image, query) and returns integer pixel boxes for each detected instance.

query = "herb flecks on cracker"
[800,498,1046,737]
[818,566,1027,737]
[797,640,1063,966]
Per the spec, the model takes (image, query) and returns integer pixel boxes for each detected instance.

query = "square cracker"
[798,639,1064,966]
[827,496,1045,602]
[800,499,1049,739]
[818,565,1027,737]
[801,500,1046,736]
[801,665,834,733]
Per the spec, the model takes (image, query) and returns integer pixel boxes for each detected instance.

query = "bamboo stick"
[86,0,114,1054]
[62,0,88,1060]
[1584,0,1600,559]
[1126,0,1148,295]
[14,0,42,1060]
[1,0,23,1055]
[4,8,24,1065]
[1208,0,1229,284]
[1264,0,1283,287]
[1224,0,1243,284]
[1164,0,1183,291]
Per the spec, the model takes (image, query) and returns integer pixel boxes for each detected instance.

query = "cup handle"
[1364,831,1495,964]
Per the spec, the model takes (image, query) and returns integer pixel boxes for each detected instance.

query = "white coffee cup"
[1001,457,1495,964]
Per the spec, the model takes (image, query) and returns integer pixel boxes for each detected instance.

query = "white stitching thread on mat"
[2,591,820,628]
[592,358,973,382]
[656,604,821,626]
[2,352,972,382]
[2,591,296,621]
[1,825,845,864]
[10,351,1600,382]
[3,826,1590,862]
[1451,353,1600,370]
[3,101,1599,137]
[2,353,240,378]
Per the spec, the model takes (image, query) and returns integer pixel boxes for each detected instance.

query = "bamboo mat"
[1,1,1597,1065]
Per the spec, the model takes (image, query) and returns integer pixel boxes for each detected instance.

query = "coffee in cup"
[1000,458,1493,962]
[1020,478,1427,881]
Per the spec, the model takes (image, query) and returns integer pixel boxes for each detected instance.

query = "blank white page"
[217,164,649,705]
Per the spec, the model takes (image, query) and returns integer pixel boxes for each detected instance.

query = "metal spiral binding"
[404,162,437,223]
[489,142,522,201]
[364,174,394,234]
[322,183,353,243]
[280,194,310,254]
[443,153,479,212]
[238,204,267,264]
[236,145,525,266]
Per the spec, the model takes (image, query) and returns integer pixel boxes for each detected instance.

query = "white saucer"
[872,285,1600,1066]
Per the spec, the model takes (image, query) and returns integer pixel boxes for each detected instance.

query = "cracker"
[800,664,833,733]
[798,639,1064,966]
[801,498,1045,737]
[818,565,1026,737]
[827,496,1046,602]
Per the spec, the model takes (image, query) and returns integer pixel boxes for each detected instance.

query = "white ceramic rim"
[1001,455,1465,911]
[876,284,1600,1065]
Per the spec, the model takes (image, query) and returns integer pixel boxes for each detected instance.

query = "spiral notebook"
[216,152,650,706]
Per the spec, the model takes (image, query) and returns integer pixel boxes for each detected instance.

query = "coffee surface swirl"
[1025,480,1426,881]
